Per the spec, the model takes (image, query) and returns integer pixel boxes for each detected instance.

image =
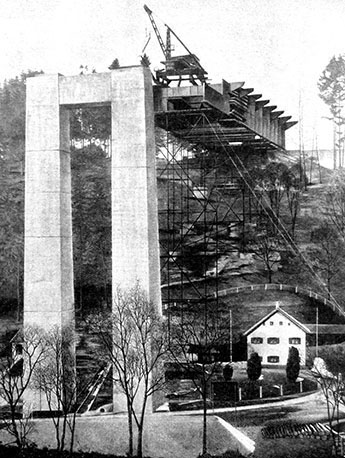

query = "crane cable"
[202,115,345,317]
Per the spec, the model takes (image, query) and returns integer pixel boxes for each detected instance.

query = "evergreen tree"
[108,58,120,70]
[247,352,262,381]
[318,55,345,168]
[0,71,42,317]
[286,346,300,382]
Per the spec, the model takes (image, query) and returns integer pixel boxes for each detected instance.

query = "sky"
[1,0,345,150]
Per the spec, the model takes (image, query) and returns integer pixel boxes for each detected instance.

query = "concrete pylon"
[24,74,74,330]
[24,67,161,413]
[111,67,161,308]
[24,74,75,412]
[110,68,161,412]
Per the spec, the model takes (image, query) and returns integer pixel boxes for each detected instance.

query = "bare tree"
[0,326,47,448]
[286,185,301,240]
[32,325,77,453]
[260,162,289,221]
[248,221,282,283]
[168,305,227,456]
[89,283,166,458]
[311,346,345,455]
[254,161,301,241]
[308,222,344,299]
[325,170,345,240]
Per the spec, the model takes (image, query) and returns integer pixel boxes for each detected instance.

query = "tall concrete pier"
[111,68,161,306]
[25,74,74,331]
[24,66,161,411]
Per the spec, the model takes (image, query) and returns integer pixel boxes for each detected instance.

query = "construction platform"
[154,79,296,152]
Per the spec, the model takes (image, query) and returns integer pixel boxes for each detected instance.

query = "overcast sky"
[1,0,345,150]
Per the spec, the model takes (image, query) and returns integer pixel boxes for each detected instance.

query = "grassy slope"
[0,414,245,458]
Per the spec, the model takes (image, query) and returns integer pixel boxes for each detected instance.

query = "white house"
[243,306,310,366]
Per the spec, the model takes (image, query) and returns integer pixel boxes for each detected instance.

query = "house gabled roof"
[243,306,311,336]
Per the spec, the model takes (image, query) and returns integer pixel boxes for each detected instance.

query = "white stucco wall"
[247,311,306,365]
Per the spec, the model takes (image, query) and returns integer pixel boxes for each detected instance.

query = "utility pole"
[229,309,233,363]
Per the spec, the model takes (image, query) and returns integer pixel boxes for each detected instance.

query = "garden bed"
[165,367,318,410]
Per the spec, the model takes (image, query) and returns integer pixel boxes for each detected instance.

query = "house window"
[268,337,280,344]
[251,337,263,344]
[270,321,274,326]
[267,356,280,363]
[279,321,283,326]
[289,337,301,345]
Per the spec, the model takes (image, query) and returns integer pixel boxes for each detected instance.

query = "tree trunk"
[327,276,331,300]
[11,407,21,448]
[127,398,133,457]
[324,386,337,453]
[16,260,21,322]
[60,413,67,452]
[291,216,296,240]
[137,423,143,458]
[202,388,208,455]
[55,416,61,452]
[69,412,77,454]
[268,268,272,283]
[136,396,147,458]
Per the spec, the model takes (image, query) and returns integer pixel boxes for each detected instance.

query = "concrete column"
[111,66,161,309]
[111,66,161,412]
[24,74,75,411]
[24,68,161,415]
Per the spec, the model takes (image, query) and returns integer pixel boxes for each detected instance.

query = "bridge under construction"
[24,5,344,415]
[139,3,345,342]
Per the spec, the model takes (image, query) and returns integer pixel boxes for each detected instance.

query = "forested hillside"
[1,71,345,322]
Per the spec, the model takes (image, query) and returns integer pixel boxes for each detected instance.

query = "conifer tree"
[286,346,300,382]
[318,55,345,168]
[247,352,262,381]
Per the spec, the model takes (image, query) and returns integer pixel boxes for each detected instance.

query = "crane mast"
[143,4,207,86]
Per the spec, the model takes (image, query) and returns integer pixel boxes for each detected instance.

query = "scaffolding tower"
[154,80,297,346]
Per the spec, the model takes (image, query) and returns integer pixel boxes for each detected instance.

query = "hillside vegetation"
[1,72,345,334]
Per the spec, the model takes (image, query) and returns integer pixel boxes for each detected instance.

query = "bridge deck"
[154,79,297,152]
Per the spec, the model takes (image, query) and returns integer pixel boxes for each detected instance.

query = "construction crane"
[143,4,208,86]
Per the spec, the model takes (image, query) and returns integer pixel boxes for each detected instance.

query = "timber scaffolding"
[153,78,345,350]
[154,78,298,328]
